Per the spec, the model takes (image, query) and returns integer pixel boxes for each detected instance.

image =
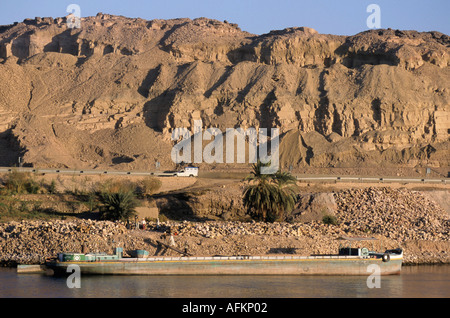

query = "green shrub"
[138,177,162,196]
[18,201,29,212]
[4,171,30,194]
[84,192,97,212]
[322,214,339,225]
[48,180,57,194]
[3,171,46,194]
[25,179,40,194]
[97,179,137,195]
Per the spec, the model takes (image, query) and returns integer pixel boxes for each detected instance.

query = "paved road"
[0,166,448,184]
[295,175,448,184]
[0,167,158,177]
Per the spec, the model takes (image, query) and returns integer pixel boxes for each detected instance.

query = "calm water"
[0,265,449,298]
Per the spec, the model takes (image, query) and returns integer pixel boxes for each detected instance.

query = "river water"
[0,265,449,298]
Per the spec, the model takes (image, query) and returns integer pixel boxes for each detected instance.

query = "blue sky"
[1,0,449,35]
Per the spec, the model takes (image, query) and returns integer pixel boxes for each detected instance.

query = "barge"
[45,237,403,276]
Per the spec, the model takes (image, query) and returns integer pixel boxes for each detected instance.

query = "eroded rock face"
[0,15,448,170]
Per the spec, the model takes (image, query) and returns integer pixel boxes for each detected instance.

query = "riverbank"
[0,218,448,266]
[1,185,448,267]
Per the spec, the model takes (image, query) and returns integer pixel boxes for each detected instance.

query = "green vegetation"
[96,178,136,194]
[0,173,162,222]
[138,176,162,196]
[0,196,61,221]
[242,161,298,222]
[2,171,41,195]
[98,190,138,221]
[322,214,339,226]
[95,177,161,221]
[48,180,57,194]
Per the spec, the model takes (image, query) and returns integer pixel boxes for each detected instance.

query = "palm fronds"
[243,160,298,222]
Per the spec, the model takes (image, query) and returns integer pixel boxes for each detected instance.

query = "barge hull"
[47,256,402,276]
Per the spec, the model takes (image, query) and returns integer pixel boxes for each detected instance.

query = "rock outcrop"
[0,14,448,171]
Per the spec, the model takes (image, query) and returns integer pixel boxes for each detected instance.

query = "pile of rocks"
[0,219,127,265]
[152,220,346,239]
[0,187,448,266]
[334,187,450,241]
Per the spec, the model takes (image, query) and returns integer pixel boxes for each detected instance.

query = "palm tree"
[243,161,298,222]
[272,170,298,218]
[99,190,138,221]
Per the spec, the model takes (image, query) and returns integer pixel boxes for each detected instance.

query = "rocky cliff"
[0,14,448,171]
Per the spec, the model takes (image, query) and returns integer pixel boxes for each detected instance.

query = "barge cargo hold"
[45,237,403,276]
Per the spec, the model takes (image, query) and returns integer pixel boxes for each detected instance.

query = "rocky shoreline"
[1,187,448,267]
[0,218,448,267]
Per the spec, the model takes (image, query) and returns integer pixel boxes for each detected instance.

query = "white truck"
[174,166,199,177]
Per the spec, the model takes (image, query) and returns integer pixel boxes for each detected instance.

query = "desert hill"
[0,14,448,173]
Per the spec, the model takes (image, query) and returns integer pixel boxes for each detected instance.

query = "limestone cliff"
[0,14,448,172]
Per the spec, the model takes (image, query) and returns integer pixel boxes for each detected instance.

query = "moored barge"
[45,237,403,276]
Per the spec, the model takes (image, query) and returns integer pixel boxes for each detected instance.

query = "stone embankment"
[0,187,448,266]
[334,187,449,242]
[0,216,448,266]
[0,219,127,265]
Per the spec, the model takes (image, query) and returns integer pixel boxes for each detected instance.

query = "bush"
[322,214,339,225]
[48,180,57,194]
[4,171,29,194]
[3,171,42,194]
[138,177,162,196]
[0,197,55,221]
[97,179,137,195]
[25,179,40,194]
